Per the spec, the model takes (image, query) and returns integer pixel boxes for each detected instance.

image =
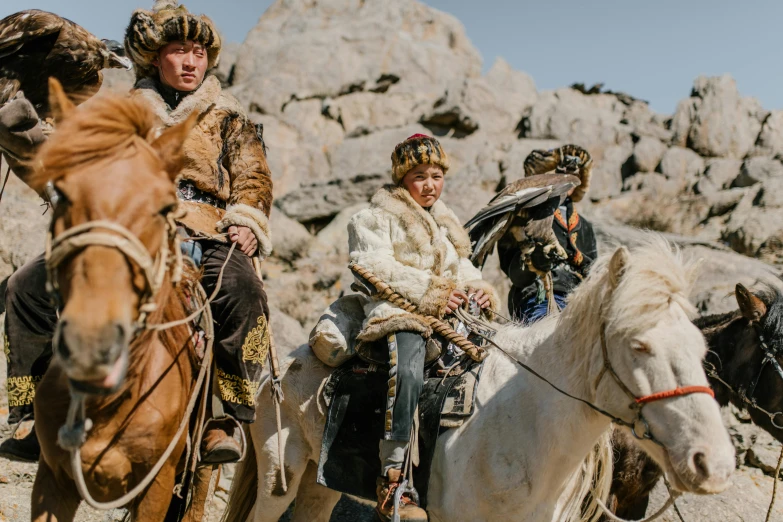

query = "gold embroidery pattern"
[241,315,270,365]
[7,375,43,407]
[3,335,9,363]
[216,368,259,406]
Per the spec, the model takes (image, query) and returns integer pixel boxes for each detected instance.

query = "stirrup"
[199,416,247,463]
[391,478,421,522]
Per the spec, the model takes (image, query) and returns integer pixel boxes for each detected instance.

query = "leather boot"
[200,418,243,464]
[375,468,428,521]
[0,420,40,462]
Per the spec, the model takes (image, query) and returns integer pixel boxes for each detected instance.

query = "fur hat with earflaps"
[124,0,222,80]
[391,134,450,185]
[522,144,593,202]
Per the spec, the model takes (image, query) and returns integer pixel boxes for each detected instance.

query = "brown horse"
[26,79,204,521]
[605,283,783,519]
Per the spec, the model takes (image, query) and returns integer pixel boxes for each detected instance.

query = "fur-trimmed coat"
[348,185,499,341]
[131,75,273,256]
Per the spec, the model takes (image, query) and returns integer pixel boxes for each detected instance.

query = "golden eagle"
[0,9,131,117]
[466,172,581,271]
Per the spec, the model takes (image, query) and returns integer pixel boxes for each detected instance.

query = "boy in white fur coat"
[347,134,499,521]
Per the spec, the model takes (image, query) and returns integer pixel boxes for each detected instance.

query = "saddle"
[316,336,485,508]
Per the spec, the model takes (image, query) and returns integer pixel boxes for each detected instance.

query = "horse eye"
[159,203,177,216]
[631,341,652,354]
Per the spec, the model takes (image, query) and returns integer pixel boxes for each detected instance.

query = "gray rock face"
[632,136,667,173]
[733,156,783,188]
[694,158,743,194]
[670,74,767,159]
[231,0,482,116]
[589,144,632,201]
[519,88,631,149]
[752,109,783,157]
[0,162,48,283]
[658,146,705,182]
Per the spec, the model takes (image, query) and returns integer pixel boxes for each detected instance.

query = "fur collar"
[370,185,472,259]
[132,75,245,126]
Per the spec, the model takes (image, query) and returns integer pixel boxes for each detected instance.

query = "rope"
[767,445,783,522]
[349,264,488,362]
[69,334,213,510]
[62,242,236,510]
[635,386,714,404]
[252,255,287,493]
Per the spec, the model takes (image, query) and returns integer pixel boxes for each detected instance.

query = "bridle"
[45,209,184,329]
[593,327,715,445]
[43,207,223,511]
[481,321,714,448]
[704,320,783,430]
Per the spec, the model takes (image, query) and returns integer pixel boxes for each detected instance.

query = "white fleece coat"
[348,185,499,341]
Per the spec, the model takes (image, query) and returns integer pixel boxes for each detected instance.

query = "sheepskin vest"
[131,75,273,256]
[348,185,499,341]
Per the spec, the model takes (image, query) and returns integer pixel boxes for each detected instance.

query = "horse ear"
[150,112,199,181]
[608,246,629,290]
[736,283,766,322]
[48,77,75,121]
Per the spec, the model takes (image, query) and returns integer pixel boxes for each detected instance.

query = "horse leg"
[31,460,80,522]
[290,460,341,522]
[129,465,177,521]
[249,423,311,522]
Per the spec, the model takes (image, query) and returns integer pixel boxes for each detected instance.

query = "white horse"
[223,238,735,522]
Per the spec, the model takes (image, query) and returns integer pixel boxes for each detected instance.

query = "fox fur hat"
[124,0,221,80]
[523,144,593,202]
[391,134,450,184]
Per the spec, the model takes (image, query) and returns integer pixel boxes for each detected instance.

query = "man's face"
[153,40,208,92]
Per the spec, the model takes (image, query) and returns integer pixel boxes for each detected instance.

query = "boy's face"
[153,40,208,92]
[401,164,444,208]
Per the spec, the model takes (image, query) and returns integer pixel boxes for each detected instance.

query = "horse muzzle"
[53,319,131,393]
[655,442,735,495]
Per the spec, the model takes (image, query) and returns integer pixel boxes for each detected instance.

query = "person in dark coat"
[498,145,598,323]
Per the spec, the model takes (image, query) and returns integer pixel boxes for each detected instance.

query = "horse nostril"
[56,320,71,360]
[690,450,710,480]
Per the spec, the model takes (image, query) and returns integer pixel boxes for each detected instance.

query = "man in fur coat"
[348,134,499,521]
[2,0,273,464]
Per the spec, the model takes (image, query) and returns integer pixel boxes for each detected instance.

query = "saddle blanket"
[316,357,483,507]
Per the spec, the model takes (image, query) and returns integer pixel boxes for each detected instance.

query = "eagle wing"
[466,173,580,268]
[0,10,63,60]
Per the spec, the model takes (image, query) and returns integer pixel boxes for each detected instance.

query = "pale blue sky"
[2,1,780,114]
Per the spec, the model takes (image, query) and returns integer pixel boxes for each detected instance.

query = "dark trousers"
[3,241,268,424]
[4,254,55,424]
[384,331,426,441]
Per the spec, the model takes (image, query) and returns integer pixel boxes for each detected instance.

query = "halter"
[44,209,184,328]
[594,327,715,444]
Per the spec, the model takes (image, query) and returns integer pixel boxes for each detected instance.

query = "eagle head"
[556,154,583,175]
[100,39,133,70]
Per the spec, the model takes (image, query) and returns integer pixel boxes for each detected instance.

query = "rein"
[350,265,716,522]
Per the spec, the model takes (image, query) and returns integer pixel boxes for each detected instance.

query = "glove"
[529,242,566,273]
[529,245,554,272]
[0,94,46,159]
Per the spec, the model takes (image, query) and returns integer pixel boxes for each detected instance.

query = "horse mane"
[28,93,158,192]
[556,235,699,363]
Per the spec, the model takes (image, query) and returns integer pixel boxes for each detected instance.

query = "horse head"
[707,283,783,442]
[30,78,196,392]
[570,238,735,495]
